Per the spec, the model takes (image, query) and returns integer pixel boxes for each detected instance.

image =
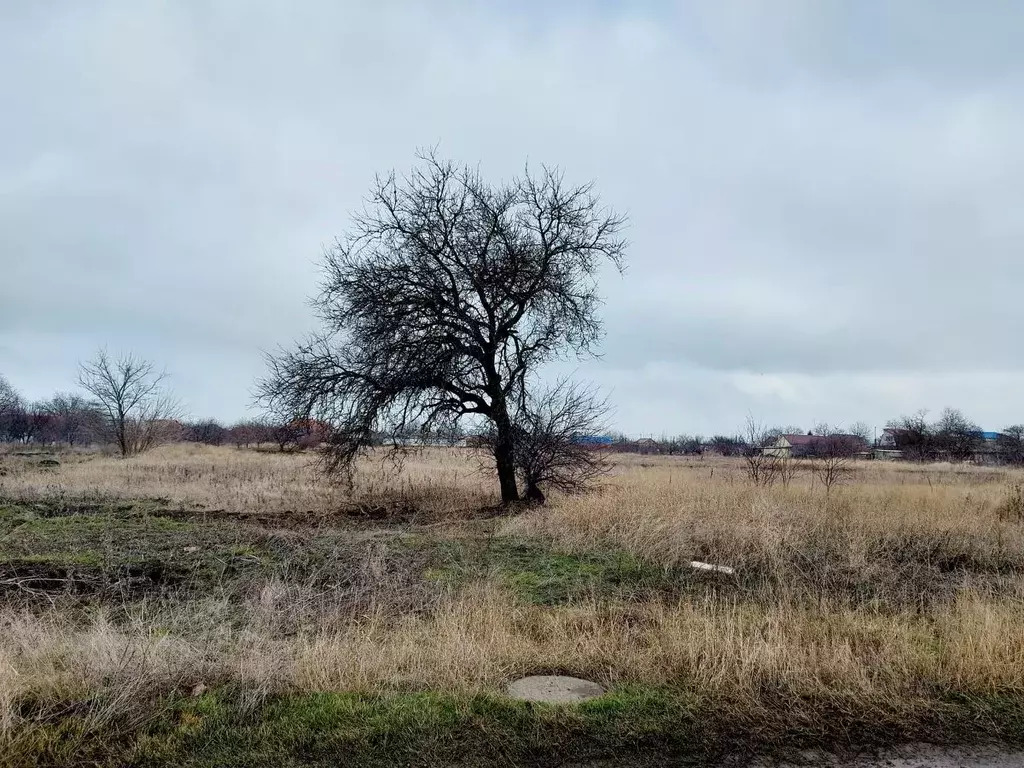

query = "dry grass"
[4,585,1024,707]
[3,446,1024,764]
[0,443,496,518]
[506,456,1024,604]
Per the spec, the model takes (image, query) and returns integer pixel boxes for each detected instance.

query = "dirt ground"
[753,744,1024,767]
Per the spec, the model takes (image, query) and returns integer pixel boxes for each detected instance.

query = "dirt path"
[752,744,1024,767]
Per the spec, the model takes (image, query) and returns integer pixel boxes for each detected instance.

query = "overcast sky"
[2,1,1022,437]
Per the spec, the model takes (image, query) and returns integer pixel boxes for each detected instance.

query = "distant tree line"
[600,408,1024,467]
[1,352,183,456]
[884,407,1023,465]
[5,361,1023,470]
[0,378,106,446]
[1,365,479,457]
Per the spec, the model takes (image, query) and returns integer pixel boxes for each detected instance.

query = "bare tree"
[885,410,933,461]
[765,425,804,442]
[258,153,626,504]
[998,426,1024,466]
[777,454,801,487]
[811,422,839,439]
[78,350,181,457]
[809,429,858,502]
[933,407,982,462]
[9,404,53,444]
[742,416,780,487]
[0,375,23,442]
[668,434,704,456]
[41,392,101,446]
[489,381,611,503]
[847,421,873,444]
[270,420,303,452]
[0,374,19,415]
[185,419,228,446]
[707,435,745,457]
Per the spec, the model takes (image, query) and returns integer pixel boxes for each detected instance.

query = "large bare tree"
[78,350,181,457]
[258,154,625,503]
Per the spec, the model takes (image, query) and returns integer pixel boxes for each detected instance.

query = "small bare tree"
[497,381,611,503]
[78,350,181,457]
[707,435,745,457]
[847,421,873,444]
[742,416,780,487]
[185,419,228,446]
[228,419,273,449]
[777,454,800,487]
[271,420,304,453]
[809,431,858,504]
[934,407,983,462]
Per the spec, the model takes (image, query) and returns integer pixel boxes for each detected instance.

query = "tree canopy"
[259,154,625,503]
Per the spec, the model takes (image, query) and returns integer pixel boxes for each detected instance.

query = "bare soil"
[753,744,1024,767]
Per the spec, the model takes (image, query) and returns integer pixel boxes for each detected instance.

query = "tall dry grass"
[506,455,1024,602]
[3,446,1024,754]
[3,583,1024,737]
[0,443,496,517]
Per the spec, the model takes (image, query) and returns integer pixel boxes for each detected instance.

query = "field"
[2,445,1024,766]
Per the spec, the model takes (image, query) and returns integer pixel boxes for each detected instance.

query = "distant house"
[634,437,661,455]
[763,434,814,458]
[763,433,869,459]
[877,429,900,449]
[874,428,905,459]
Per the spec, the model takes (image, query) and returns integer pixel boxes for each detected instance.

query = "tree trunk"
[492,407,520,504]
[116,416,128,457]
[524,482,545,503]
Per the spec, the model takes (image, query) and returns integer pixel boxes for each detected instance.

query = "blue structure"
[981,431,1001,441]
[572,435,613,446]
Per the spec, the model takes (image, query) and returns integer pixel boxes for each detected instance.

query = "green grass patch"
[416,535,680,605]
[11,686,1024,767]
[15,550,105,567]
[1,510,225,568]
[11,688,708,767]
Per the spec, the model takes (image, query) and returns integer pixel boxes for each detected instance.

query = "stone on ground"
[506,675,605,703]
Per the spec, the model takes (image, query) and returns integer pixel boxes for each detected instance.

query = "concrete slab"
[506,675,606,703]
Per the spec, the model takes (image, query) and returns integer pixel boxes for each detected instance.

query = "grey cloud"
[2,1,1023,433]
